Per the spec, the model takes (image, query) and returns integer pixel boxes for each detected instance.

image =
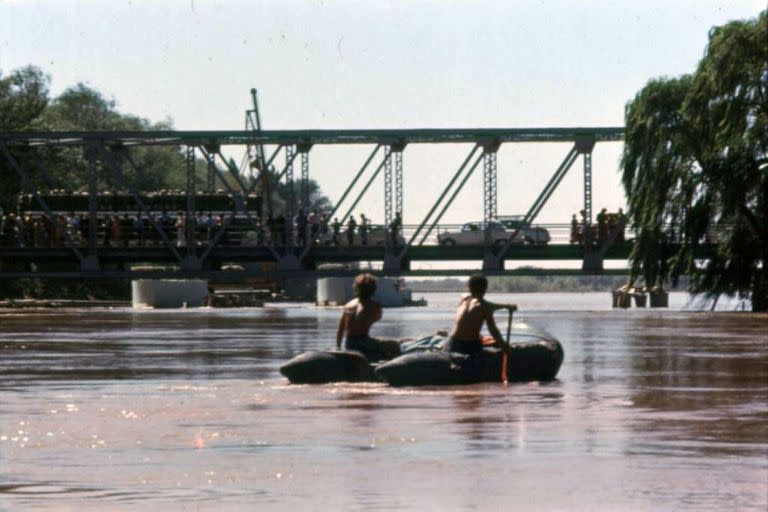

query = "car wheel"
[440,238,456,247]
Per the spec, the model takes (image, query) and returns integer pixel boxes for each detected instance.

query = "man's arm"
[336,309,347,349]
[483,299,518,313]
[482,301,512,353]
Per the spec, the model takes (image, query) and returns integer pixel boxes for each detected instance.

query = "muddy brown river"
[1,292,766,511]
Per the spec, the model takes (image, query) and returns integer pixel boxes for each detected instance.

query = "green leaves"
[621,10,768,310]
[0,66,50,131]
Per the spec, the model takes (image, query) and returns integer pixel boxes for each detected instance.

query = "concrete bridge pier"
[581,250,604,272]
[277,253,302,271]
[482,249,504,272]
[383,250,410,273]
[80,255,100,272]
[181,255,202,272]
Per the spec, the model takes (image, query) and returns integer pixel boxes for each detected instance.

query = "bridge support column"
[84,144,101,272]
[482,147,498,225]
[285,145,296,248]
[277,253,302,271]
[384,141,406,236]
[481,139,500,248]
[582,249,604,272]
[384,147,393,227]
[383,251,409,274]
[184,145,201,271]
[181,254,203,272]
[482,249,504,272]
[297,142,312,215]
[575,136,596,226]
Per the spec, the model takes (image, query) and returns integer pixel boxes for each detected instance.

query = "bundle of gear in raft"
[279,322,564,386]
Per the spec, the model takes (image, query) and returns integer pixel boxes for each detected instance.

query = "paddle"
[501,306,515,384]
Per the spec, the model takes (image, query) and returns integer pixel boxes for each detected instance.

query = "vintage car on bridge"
[437,221,526,247]
[497,215,551,245]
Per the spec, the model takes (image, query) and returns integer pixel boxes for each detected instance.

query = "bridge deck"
[0,243,633,265]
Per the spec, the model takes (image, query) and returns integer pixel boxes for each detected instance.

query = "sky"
[1,0,764,228]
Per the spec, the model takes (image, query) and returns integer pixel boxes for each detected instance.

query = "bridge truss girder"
[0,127,620,279]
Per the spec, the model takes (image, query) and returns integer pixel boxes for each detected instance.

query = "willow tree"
[622,11,768,311]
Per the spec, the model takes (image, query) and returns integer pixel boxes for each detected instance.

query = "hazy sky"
[1,0,763,226]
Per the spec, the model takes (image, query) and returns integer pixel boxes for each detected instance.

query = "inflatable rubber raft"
[279,323,564,386]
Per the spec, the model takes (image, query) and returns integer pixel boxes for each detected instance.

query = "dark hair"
[468,273,488,297]
[353,273,377,300]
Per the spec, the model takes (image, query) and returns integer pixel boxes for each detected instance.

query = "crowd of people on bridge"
[570,208,626,246]
[0,207,406,250]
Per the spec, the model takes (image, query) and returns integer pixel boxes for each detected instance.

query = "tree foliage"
[0,66,333,216]
[621,11,768,311]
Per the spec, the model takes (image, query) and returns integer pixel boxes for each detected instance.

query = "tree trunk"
[752,266,768,312]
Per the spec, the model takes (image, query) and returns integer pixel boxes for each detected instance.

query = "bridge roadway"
[0,242,639,280]
[0,241,716,280]
[0,242,632,264]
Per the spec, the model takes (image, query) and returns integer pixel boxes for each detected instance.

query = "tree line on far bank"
[408,275,679,294]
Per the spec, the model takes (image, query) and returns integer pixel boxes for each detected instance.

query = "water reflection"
[622,315,768,459]
[0,302,766,510]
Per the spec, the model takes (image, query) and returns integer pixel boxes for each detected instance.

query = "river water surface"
[1,292,766,511]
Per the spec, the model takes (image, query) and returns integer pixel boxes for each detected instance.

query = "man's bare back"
[342,298,382,338]
[445,274,517,356]
[450,294,489,341]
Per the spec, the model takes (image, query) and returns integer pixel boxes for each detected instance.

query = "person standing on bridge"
[389,211,402,247]
[336,273,399,361]
[445,274,516,356]
[570,214,579,245]
[597,208,608,243]
[346,215,357,246]
[360,213,369,246]
[308,209,320,245]
[331,217,341,245]
[133,213,145,247]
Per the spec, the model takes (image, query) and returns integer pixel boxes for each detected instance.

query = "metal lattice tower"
[583,151,592,224]
[185,145,196,251]
[285,145,295,222]
[206,155,215,192]
[383,147,393,226]
[300,151,310,214]
[394,150,403,220]
[244,110,259,178]
[483,150,497,225]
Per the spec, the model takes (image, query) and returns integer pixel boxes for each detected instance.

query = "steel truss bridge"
[0,120,631,281]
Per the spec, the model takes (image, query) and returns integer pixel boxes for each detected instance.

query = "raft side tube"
[279,350,377,384]
[375,339,564,387]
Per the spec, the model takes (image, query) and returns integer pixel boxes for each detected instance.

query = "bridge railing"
[0,214,624,250]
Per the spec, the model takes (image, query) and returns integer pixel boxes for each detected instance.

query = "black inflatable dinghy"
[279,323,563,385]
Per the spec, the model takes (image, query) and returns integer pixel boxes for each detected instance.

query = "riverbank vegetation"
[622,11,767,311]
[408,275,683,293]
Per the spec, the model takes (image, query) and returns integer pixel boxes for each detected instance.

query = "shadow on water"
[622,314,768,458]
[1,302,766,511]
[0,309,325,386]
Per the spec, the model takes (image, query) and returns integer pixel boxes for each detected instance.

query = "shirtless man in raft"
[446,273,517,356]
[336,273,399,361]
